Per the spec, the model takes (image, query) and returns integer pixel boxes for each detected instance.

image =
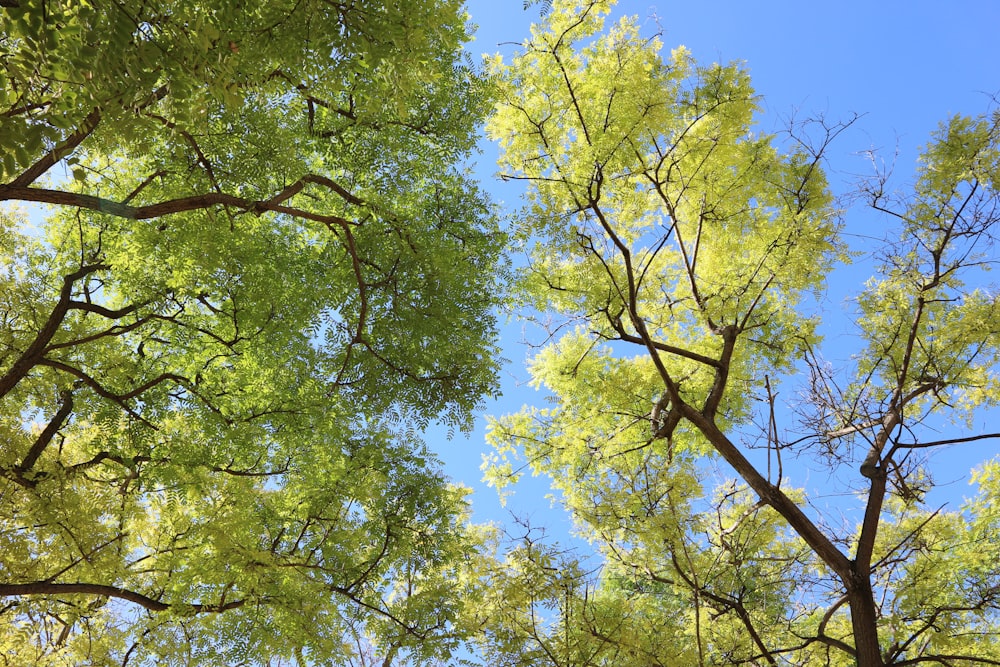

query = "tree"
[482,1,1000,665]
[0,0,503,663]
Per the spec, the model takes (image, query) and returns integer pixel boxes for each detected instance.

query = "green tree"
[482,1,1000,665]
[0,0,502,664]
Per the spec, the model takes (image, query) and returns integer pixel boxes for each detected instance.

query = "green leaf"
[0,1,503,664]
[479,1,1000,664]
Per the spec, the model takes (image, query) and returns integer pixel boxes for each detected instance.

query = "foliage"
[0,0,503,664]
[481,1,1000,665]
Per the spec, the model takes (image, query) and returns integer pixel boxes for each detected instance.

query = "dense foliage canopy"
[3,0,1000,665]
[0,0,503,664]
[481,1,1000,666]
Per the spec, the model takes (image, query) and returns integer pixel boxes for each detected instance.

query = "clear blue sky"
[437,0,1000,536]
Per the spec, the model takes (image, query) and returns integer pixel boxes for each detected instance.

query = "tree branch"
[8,108,102,188]
[612,327,722,368]
[0,263,107,400]
[681,407,852,579]
[893,432,1000,449]
[0,582,246,614]
[0,185,338,226]
[18,389,74,473]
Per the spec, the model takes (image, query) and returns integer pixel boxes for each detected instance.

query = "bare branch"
[893,432,1000,449]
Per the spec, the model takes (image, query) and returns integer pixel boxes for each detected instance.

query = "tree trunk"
[847,570,885,667]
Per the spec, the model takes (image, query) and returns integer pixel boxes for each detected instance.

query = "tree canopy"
[482,1,1000,666]
[4,0,1000,665]
[0,0,503,664]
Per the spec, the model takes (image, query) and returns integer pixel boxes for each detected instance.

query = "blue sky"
[437,0,1000,536]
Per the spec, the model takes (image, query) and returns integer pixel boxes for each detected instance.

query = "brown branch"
[703,324,737,420]
[60,450,288,481]
[611,327,722,368]
[0,582,246,614]
[8,108,102,188]
[40,534,125,584]
[859,380,940,479]
[144,112,223,193]
[123,170,169,205]
[871,506,944,574]
[0,263,107,400]
[893,432,1000,449]
[63,451,138,474]
[333,222,369,355]
[682,407,852,579]
[764,375,784,486]
[894,656,1000,667]
[661,193,714,328]
[43,315,155,352]
[18,389,74,473]
[2,98,48,117]
[0,181,359,229]
[825,419,882,440]
[66,299,146,320]
[814,594,856,655]
[34,359,156,427]
[7,87,168,188]
[587,197,688,419]
[301,174,367,207]
[327,581,436,641]
[856,379,941,585]
[653,556,778,666]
